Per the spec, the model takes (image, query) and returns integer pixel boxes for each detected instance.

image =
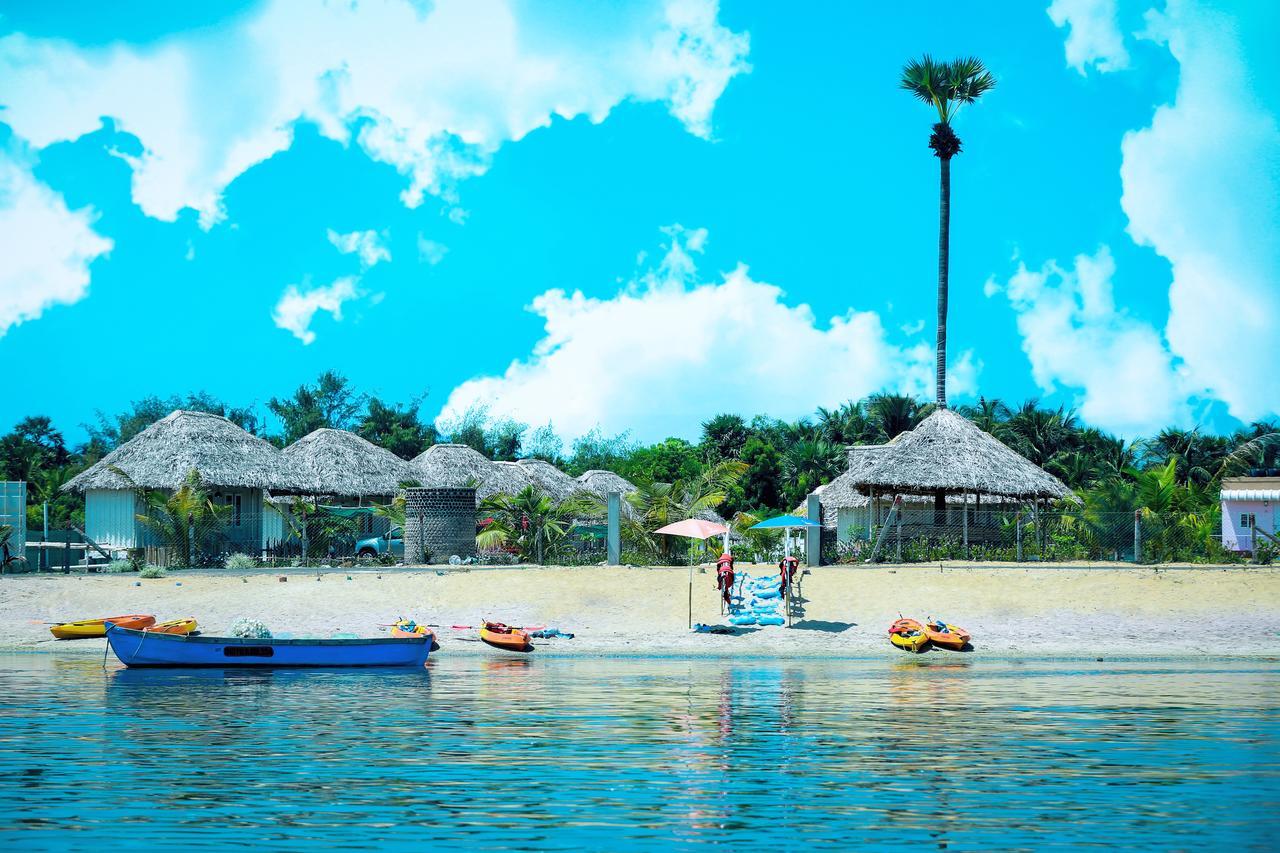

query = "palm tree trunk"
[936,154,951,408]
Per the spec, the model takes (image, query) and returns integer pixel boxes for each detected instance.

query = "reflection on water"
[0,655,1277,850]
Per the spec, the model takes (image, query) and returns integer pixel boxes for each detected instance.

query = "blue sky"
[1,0,1276,444]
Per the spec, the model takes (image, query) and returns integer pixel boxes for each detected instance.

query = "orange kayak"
[146,618,198,635]
[924,618,971,650]
[390,619,440,651]
[480,620,532,653]
[50,614,156,640]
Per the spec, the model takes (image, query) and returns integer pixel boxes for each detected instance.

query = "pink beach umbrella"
[654,519,729,539]
[655,519,730,629]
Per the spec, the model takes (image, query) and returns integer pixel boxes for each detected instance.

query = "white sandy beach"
[4,563,1279,659]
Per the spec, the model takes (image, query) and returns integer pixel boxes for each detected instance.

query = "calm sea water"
[1,653,1277,851]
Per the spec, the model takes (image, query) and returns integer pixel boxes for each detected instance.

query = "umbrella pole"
[688,539,694,629]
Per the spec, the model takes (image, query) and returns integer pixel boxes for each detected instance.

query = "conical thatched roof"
[517,458,585,502]
[489,461,535,496]
[283,429,415,498]
[64,410,313,493]
[576,469,638,499]
[854,408,1072,500]
[410,443,493,489]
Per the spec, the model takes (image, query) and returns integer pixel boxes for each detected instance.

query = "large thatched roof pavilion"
[63,409,315,552]
[283,428,416,499]
[854,408,1071,501]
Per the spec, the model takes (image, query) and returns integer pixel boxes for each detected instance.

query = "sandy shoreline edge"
[5,564,1280,659]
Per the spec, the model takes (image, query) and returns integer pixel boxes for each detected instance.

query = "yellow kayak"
[146,618,198,635]
[888,618,930,653]
[50,614,156,640]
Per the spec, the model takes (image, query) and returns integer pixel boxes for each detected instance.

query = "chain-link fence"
[20,506,1274,571]
[824,509,1272,565]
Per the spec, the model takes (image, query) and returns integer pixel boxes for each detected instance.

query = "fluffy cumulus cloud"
[438,227,977,441]
[327,229,390,269]
[0,0,749,225]
[272,276,362,345]
[1047,0,1129,74]
[986,247,1189,435]
[0,149,113,337]
[1005,0,1279,434]
[1120,0,1279,424]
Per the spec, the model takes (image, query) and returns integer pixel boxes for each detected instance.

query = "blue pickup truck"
[355,527,403,559]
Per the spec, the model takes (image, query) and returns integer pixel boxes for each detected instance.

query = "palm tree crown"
[899,55,996,157]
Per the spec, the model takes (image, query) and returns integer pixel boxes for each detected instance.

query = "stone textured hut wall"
[404,487,476,563]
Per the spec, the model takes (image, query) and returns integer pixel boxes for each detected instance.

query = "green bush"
[139,566,167,579]
[105,559,136,573]
[225,553,257,570]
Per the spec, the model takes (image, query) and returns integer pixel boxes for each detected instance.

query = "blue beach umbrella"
[749,515,821,530]
[749,515,820,559]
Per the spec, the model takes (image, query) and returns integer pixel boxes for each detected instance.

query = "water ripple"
[0,656,1276,850]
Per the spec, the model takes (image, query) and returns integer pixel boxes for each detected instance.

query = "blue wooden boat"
[106,625,432,668]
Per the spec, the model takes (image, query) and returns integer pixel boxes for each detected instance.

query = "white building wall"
[1221,498,1275,551]
[836,506,869,543]
[85,489,141,548]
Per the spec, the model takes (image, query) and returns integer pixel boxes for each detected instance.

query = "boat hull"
[106,626,432,668]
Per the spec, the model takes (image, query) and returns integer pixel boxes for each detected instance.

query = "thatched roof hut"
[517,458,585,502]
[576,469,638,499]
[489,461,535,496]
[64,410,313,493]
[410,444,493,490]
[283,428,416,498]
[854,408,1071,500]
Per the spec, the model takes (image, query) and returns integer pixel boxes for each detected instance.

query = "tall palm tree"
[900,56,996,408]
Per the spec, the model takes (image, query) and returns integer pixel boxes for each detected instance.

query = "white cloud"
[417,234,449,265]
[272,276,362,345]
[1009,0,1279,433]
[1047,0,1129,74]
[0,0,749,224]
[1120,0,1279,424]
[900,319,925,336]
[989,247,1189,435]
[327,229,390,269]
[438,227,977,441]
[0,149,113,337]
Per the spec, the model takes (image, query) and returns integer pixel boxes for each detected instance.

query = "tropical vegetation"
[2,371,1276,564]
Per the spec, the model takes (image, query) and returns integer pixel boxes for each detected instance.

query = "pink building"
[1220,477,1279,551]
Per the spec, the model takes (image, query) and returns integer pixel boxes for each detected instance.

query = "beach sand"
[5,563,1280,659]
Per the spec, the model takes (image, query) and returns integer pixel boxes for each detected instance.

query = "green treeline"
[2,371,1276,531]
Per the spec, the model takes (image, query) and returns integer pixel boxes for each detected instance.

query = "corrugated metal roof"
[1221,489,1280,501]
